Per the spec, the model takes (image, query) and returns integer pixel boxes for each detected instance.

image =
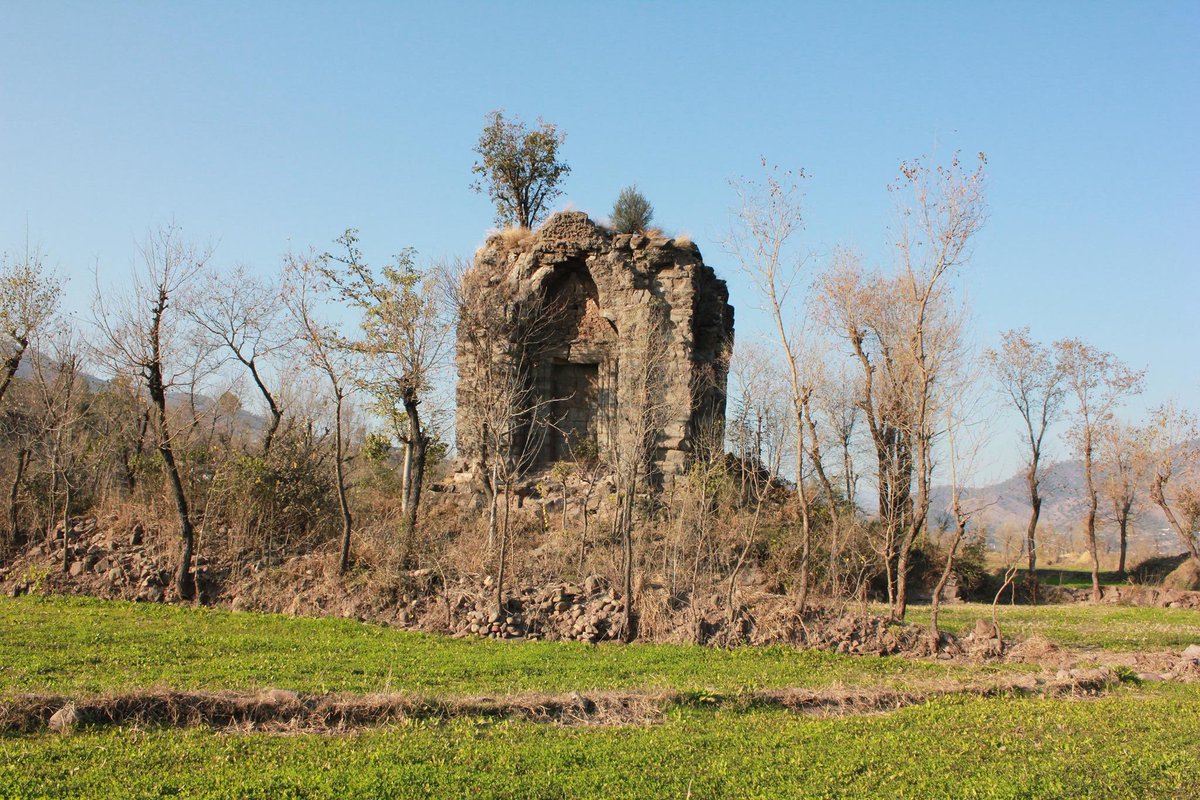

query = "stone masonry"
[455,212,734,480]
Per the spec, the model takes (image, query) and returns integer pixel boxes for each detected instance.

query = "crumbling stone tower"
[455,212,733,481]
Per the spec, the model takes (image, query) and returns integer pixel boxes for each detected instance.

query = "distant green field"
[0,596,1017,698]
[2,686,1197,799]
[903,602,1200,652]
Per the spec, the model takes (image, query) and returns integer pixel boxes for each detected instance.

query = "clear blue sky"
[2,1,1197,482]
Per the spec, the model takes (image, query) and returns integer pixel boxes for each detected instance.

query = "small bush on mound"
[611,185,653,233]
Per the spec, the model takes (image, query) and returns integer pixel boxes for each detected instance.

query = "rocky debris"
[449,578,624,643]
[960,618,1005,659]
[47,703,78,733]
[806,614,909,656]
[1052,666,1120,693]
[4,517,1196,676]
[1048,583,1200,609]
[0,515,215,604]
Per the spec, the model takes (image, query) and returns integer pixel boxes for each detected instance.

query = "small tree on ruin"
[471,109,570,230]
[610,185,654,234]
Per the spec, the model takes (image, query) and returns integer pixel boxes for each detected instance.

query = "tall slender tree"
[316,231,450,564]
[986,327,1065,602]
[724,160,820,609]
[1056,338,1143,601]
[94,226,210,598]
[283,251,359,575]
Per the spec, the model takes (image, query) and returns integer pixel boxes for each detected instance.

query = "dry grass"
[0,670,1118,735]
[493,225,535,254]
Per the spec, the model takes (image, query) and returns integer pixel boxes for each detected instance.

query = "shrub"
[611,185,654,234]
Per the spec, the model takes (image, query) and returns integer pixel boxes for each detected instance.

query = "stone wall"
[455,212,734,480]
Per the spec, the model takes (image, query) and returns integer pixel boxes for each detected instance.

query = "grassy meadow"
[2,595,1198,799]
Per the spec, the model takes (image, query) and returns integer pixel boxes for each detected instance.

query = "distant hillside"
[930,458,1181,555]
[14,361,266,431]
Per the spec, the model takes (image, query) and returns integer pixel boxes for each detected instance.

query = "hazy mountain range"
[930,459,1182,555]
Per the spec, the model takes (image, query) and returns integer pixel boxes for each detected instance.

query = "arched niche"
[534,257,617,464]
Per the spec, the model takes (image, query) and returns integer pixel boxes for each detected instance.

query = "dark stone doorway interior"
[548,361,599,462]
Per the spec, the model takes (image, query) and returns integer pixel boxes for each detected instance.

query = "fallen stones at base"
[1135,644,1200,683]
[451,580,624,643]
[0,516,197,605]
[1047,582,1200,610]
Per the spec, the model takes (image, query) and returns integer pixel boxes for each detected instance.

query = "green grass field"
[3,687,1197,799]
[3,595,1198,799]
[0,596,1024,698]
[901,602,1200,651]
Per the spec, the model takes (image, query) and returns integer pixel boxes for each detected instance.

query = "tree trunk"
[894,545,912,621]
[1117,501,1131,576]
[0,337,28,408]
[333,391,353,574]
[794,413,811,612]
[485,466,498,552]
[401,394,426,565]
[495,481,511,615]
[1086,499,1101,602]
[150,373,195,599]
[1025,474,1042,604]
[929,525,964,638]
[560,481,568,531]
[8,448,28,552]
[60,482,71,573]
[618,470,638,643]
[244,358,282,455]
[1151,476,1200,572]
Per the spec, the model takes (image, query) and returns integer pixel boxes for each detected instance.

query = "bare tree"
[928,363,989,639]
[283,252,359,574]
[0,243,61,407]
[2,404,35,554]
[94,226,210,598]
[1098,419,1144,576]
[188,265,291,454]
[985,327,1066,602]
[724,341,792,631]
[822,179,981,623]
[1145,402,1200,571]
[1055,338,1144,601]
[605,314,671,642]
[724,160,821,609]
[29,328,89,572]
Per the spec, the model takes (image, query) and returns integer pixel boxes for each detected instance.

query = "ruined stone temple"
[455,212,734,482]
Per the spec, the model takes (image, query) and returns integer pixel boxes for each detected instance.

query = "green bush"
[611,184,654,233]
